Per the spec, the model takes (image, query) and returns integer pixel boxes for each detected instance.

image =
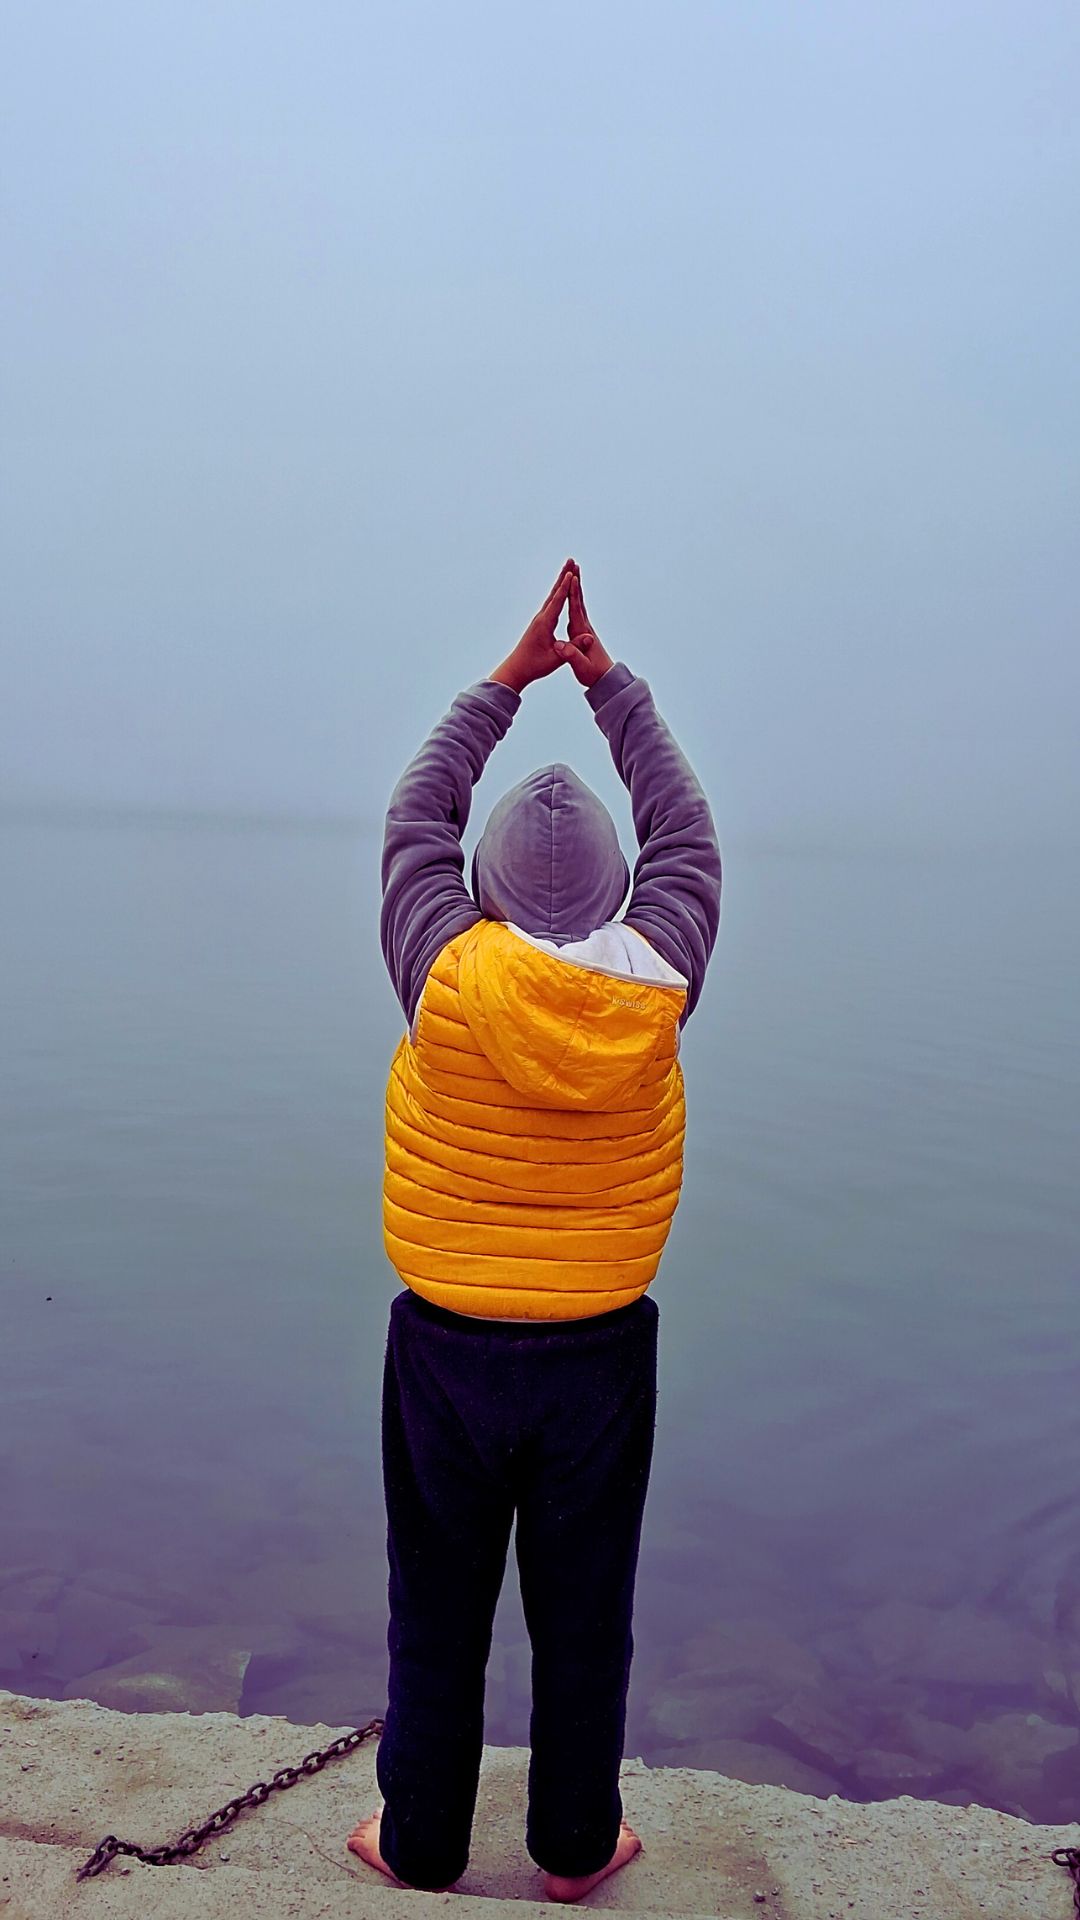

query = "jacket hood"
[470,763,629,942]
[457,920,685,1110]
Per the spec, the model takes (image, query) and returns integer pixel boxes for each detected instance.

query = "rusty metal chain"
[1053,1845,1080,1916]
[75,1716,384,1882]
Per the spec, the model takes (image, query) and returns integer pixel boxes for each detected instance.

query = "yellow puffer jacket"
[383,919,688,1320]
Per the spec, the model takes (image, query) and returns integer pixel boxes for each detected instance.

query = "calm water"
[3,818,1079,1820]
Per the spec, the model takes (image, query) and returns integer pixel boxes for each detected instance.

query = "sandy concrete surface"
[2,1689,1078,1918]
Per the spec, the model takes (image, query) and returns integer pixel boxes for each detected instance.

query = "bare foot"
[541,1819,643,1903]
[346,1806,458,1893]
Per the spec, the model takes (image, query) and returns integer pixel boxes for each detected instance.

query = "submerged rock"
[0,1609,61,1675]
[51,1588,153,1682]
[857,1600,1048,1687]
[649,1678,772,1746]
[893,1707,983,1771]
[0,1568,68,1612]
[853,1746,951,1795]
[962,1711,1079,1811]
[702,1737,842,1798]
[0,1568,72,1675]
[238,1644,386,1724]
[650,1617,830,1753]
[257,1554,387,1648]
[62,1631,252,1714]
[764,1684,873,1771]
[677,1618,824,1692]
[1041,1663,1080,1713]
[932,1780,995,1807]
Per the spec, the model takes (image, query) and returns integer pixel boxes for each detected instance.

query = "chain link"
[1053,1846,1080,1917]
[75,1717,384,1881]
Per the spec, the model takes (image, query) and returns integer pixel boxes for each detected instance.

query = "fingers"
[554,633,590,684]
[541,557,576,616]
[567,567,592,641]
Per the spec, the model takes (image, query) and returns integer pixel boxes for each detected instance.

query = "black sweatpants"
[376,1285,659,1889]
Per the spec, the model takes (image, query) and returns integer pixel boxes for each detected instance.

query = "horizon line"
[1,799,1077,859]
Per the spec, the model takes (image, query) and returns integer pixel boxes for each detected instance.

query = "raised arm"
[380,559,577,1028]
[380,682,518,1028]
[557,570,722,1021]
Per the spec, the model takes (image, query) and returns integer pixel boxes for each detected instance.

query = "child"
[348,559,722,1899]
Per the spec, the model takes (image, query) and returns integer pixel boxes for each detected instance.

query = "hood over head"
[470,763,629,942]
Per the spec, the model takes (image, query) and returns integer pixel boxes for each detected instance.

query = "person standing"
[348,559,722,1898]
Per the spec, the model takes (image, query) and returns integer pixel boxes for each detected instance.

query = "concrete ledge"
[1,1690,1078,1918]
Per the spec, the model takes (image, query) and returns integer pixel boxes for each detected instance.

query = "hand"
[555,567,615,688]
[490,560,576,693]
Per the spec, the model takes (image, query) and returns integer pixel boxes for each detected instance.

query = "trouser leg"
[376,1296,515,1890]
[514,1296,659,1877]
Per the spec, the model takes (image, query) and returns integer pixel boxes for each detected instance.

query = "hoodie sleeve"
[586,662,722,1022]
[380,679,521,1027]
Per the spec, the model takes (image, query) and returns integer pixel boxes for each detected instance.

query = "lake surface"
[3,817,1079,1821]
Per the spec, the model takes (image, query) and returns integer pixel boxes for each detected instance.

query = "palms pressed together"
[489,558,615,694]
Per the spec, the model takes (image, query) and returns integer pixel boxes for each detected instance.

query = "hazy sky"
[3,1,1077,849]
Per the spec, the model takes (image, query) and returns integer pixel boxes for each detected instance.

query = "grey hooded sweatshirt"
[380,661,722,1031]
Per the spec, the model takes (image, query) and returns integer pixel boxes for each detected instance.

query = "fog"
[3,1,1077,850]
